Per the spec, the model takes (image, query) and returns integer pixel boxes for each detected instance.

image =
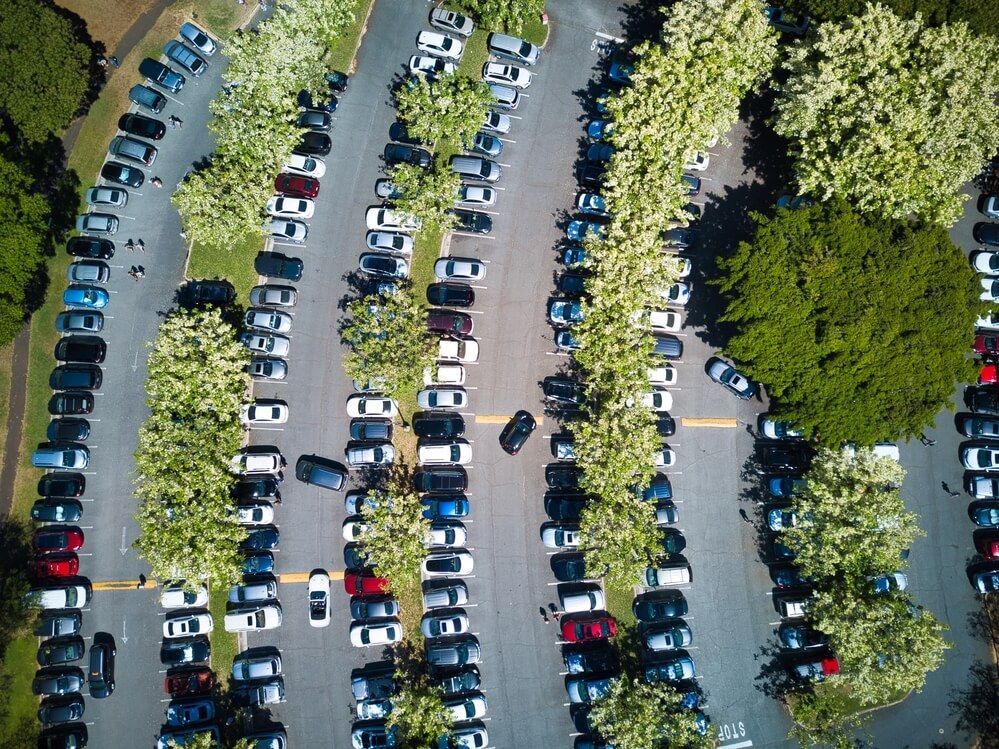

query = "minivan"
[450,155,501,183]
[560,586,605,613]
[129,84,167,113]
[645,562,692,587]
[30,585,90,610]
[652,335,683,359]
[488,83,521,110]
[109,136,158,166]
[487,32,540,65]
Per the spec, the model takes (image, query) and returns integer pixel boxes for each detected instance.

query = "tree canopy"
[455,0,545,34]
[395,74,493,149]
[789,0,999,37]
[358,484,430,597]
[773,3,999,225]
[716,200,980,445]
[134,309,250,588]
[589,675,713,749]
[385,663,453,746]
[0,0,91,141]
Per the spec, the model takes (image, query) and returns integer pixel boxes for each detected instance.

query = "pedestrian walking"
[552,611,561,622]
[273,496,283,506]
[942,481,960,498]
[919,433,937,446]
[136,574,147,590]
[128,266,138,280]
[150,176,163,188]
[539,606,549,624]
[136,238,145,252]
[135,265,145,278]
[109,55,120,68]
[739,508,751,523]
[124,238,135,252]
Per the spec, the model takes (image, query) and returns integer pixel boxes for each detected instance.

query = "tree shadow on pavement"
[752,640,797,700]
[616,0,666,46]
[947,661,999,749]
[738,91,794,191]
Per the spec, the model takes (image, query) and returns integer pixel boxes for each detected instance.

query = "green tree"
[716,200,980,444]
[387,163,460,233]
[773,4,999,225]
[395,74,493,147]
[456,0,545,34]
[0,147,50,345]
[788,0,999,38]
[385,666,452,746]
[134,309,250,588]
[578,489,662,592]
[358,484,430,595]
[783,448,918,580]
[342,288,435,399]
[0,0,90,141]
[788,685,864,749]
[589,675,715,749]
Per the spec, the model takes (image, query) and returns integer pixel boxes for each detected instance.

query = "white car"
[266,196,315,219]
[264,217,308,243]
[982,277,999,302]
[454,726,489,749]
[684,151,710,171]
[656,447,677,468]
[445,694,488,721]
[308,571,331,628]
[648,310,682,332]
[240,400,289,425]
[244,308,293,333]
[642,388,673,412]
[366,231,413,255]
[430,6,474,36]
[541,525,581,548]
[346,443,396,467]
[417,30,464,60]
[31,586,89,610]
[662,282,691,306]
[409,55,456,77]
[648,366,677,386]
[962,444,999,471]
[223,605,282,632]
[421,612,470,638]
[435,257,485,281]
[978,312,999,330]
[230,451,284,475]
[417,387,468,410]
[482,110,511,134]
[457,185,497,207]
[366,206,421,232]
[419,441,473,465]
[350,620,402,647]
[426,522,468,547]
[236,503,275,526]
[283,153,326,178]
[346,395,397,418]
[342,518,370,541]
[159,583,209,609]
[427,364,466,385]
[241,332,290,357]
[760,418,804,440]
[163,613,214,638]
[344,491,376,515]
[423,551,474,576]
[482,62,532,89]
[439,338,479,362]
[673,256,692,278]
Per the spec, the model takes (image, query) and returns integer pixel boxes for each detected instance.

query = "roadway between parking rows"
[90,570,346,591]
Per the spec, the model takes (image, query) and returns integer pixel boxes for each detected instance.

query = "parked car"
[256,252,304,280]
[129,83,167,112]
[487,32,540,65]
[32,445,90,470]
[49,364,102,389]
[561,614,617,643]
[223,605,282,632]
[296,131,332,156]
[75,212,119,235]
[160,584,209,609]
[164,40,207,75]
[633,591,688,623]
[297,108,332,131]
[232,653,282,682]
[31,500,83,524]
[423,551,474,576]
[108,135,157,165]
[417,30,464,60]
[32,668,84,696]
[87,632,115,698]
[383,142,432,168]
[410,54,457,77]
[417,387,468,410]
[66,236,113,260]
[350,620,403,647]
[138,57,185,92]
[435,257,485,281]
[164,668,215,697]
[86,185,128,207]
[163,613,213,639]
[48,392,94,416]
[451,209,493,234]
[117,112,165,140]
[427,283,475,308]
[55,311,103,334]
[46,419,90,442]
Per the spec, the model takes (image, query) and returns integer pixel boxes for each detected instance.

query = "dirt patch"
[56,0,161,52]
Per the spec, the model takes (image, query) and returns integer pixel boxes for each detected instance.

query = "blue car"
[608,61,633,84]
[63,285,110,310]
[241,527,279,551]
[549,299,585,326]
[421,496,470,519]
[469,132,503,157]
[242,553,275,574]
[768,477,806,498]
[586,119,613,141]
[555,330,581,351]
[576,193,609,218]
[567,221,605,242]
[561,246,587,268]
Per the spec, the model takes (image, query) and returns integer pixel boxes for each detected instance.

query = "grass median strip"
[208,584,237,688]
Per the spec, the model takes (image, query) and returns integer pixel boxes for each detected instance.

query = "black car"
[659,528,687,555]
[413,467,468,493]
[37,637,85,667]
[383,143,432,168]
[160,637,211,666]
[551,552,587,582]
[35,613,82,638]
[255,252,303,281]
[47,419,91,442]
[49,365,102,391]
[297,108,333,132]
[451,209,493,235]
[546,464,582,490]
[54,336,106,364]
[559,272,587,297]
[563,644,618,675]
[48,392,94,416]
[232,478,280,501]
[138,57,185,92]
[100,161,144,188]
[632,590,688,622]
[543,377,586,406]
[241,526,280,550]
[38,473,85,498]
[326,70,349,92]
[664,227,698,249]
[578,162,605,188]
[31,499,83,523]
[681,174,701,196]
[756,442,811,474]
[117,113,165,140]
[438,667,480,696]
[969,386,999,415]
[296,131,332,156]
[656,414,676,437]
[343,543,371,570]
[38,725,88,749]
[183,280,235,306]
[87,632,115,698]
[349,419,393,441]
[499,410,536,455]
[389,121,421,145]
[295,455,347,491]
[427,283,475,308]
[770,564,810,589]
[413,413,465,439]
[67,237,114,259]
[974,222,999,246]
[37,695,85,725]
[545,492,588,522]
[571,705,594,735]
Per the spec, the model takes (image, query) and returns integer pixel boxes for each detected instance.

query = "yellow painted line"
[91,570,345,590]
[474,414,544,426]
[681,417,739,428]
[279,570,344,584]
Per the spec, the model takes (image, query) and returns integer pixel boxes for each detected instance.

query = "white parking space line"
[453,232,495,240]
[595,31,624,42]
[497,163,512,168]
[498,137,515,144]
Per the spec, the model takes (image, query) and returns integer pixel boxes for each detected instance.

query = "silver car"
[163,40,207,76]
[228,580,278,604]
[179,22,218,56]
[249,285,298,308]
[232,654,282,682]
[264,218,308,243]
[85,187,128,208]
[68,261,110,284]
[55,312,103,333]
[75,213,119,235]
[241,332,290,357]
[248,357,287,381]
[244,308,293,333]
[457,185,496,207]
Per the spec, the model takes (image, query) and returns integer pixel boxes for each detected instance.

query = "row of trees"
[772,3,999,226]
[572,0,778,591]
[134,309,250,589]
[781,449,950,745]
[789,0,999,37]
[172,0,358,250]
[590,676,714,749]
[453,0,545,34]
[716,199,981,445]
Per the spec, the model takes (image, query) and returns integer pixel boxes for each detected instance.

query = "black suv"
[54,336,106,364]
[413,467,468,493]
[67,237,114,259]
[349,419,393,441]
[413,413,465,439]
[88,632,116,698]
[255,252,303,282]
[183,279,235,306]
[427,283,474,308]
[48,392,94,416]
[970,386,999,415]
[756,441,812,474]
[38,472,85,498]
[543,377,586,406]
[49,364,102,391]
[117,113,166,140]
[296,131,332,156]
[101,161,145,188]
[383,143,432,168]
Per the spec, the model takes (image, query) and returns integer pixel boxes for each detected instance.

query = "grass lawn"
[208,584,237,688]
[56,0,161,53]
[187,231,262,305]
[605,581,637,628]
[521,13,551,48]
[0,633,41,745]
[787,681,910,727]
[329,0,376,72]
[0,340,14,465]
[458,29,489,78]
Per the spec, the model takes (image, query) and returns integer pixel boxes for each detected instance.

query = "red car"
[427,310,473,336]
[561,614,617,643]
[980,363,998,385]
[975,335,999,357]
[32,527,84,553]
[35,553,79,578]
[976,531,999,559]
[165,668,215,696]
[275,172,320,199]
[344,573,389,596]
